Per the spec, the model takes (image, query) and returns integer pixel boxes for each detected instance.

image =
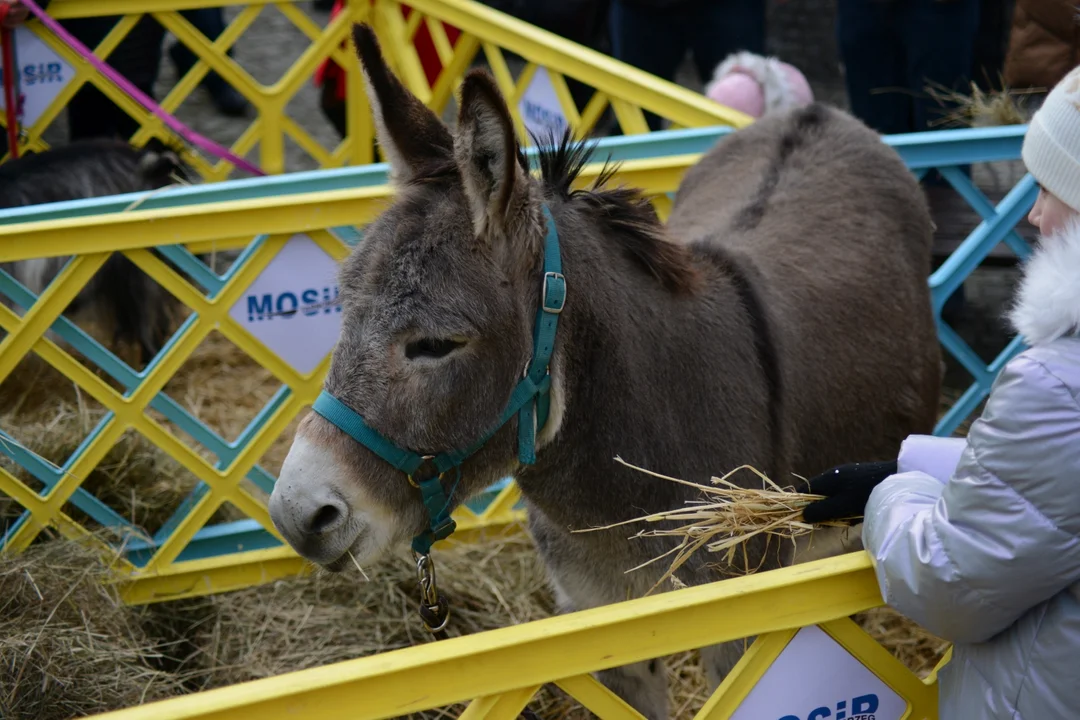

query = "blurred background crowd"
[2,0,1074,151]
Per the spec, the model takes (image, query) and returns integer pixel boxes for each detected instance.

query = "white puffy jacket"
[863,219,1080,719]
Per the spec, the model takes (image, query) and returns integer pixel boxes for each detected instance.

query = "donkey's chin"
[332,521,399,570]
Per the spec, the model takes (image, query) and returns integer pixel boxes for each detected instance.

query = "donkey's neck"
[517,206,776,530]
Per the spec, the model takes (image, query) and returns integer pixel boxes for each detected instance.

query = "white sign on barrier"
[228,234,343,376]
[0,27,75,127]
[731,625,907,720]
[518,66,569,142]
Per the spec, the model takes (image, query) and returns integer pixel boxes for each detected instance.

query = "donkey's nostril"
[305,502,345,534]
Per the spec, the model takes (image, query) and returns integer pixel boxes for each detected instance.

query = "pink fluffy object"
[705,51,814,118]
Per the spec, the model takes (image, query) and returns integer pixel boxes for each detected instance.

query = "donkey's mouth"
[323,554,351,573]
[312,528,373,574]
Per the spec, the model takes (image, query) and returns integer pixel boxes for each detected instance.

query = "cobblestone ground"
[39,1,1019,403]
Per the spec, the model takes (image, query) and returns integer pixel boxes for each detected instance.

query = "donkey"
[0,138,193,364]
[268,25,940,719]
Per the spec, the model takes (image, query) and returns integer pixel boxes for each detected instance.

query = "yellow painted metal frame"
[392,0,750,135]
[81,551,944,719]
[0,139,687,603]
[1,0,747,177]
[0,217,529,603]
[2,0,373,176]
[0,152,699,262]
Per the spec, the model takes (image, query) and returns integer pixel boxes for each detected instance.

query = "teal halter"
[311,204,567,556]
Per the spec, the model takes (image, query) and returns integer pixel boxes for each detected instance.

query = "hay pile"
[0,336,951,718]
[854,606,951,679]
[0,531,184,720]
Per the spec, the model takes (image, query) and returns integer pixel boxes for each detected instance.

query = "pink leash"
[19,0,265,176]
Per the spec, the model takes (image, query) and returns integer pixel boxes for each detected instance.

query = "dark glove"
[799,460,898,525]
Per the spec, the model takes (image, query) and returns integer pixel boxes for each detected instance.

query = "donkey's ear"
[454,69,532,240]
[352,24,453,183]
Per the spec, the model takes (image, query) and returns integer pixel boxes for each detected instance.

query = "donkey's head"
[268,25,562,570]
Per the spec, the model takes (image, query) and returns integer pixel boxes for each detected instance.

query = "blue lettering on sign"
[301,289,319,316]
[778,693,879,720]
[246,286,341,322]
[247,294,273,322]
[276,292,298,317]
[521,98,567,135]
[21,62,64,86]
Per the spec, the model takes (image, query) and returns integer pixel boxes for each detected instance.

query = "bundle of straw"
[923,79,1038,196]
[579,457,847,595]
[924,79,1040,130]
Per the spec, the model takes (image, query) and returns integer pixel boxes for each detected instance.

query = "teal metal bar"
[0,124,1027,229]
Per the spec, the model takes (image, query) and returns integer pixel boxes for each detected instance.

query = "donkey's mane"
[528,129,701,294]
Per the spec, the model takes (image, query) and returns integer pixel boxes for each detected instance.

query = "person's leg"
[172,8,249,117]
[836,0,912,135]
[905,0,980,314]
[62,15,165,141]
[319,75,348,140]
[688,0,766,84]
[905,0,980,131]
[970,0,1011,90]
[510,0,612,114]
[608,0,687,131]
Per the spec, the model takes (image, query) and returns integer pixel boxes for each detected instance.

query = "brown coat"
[1004,0,1080,90]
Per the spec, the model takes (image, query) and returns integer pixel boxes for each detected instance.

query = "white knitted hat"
[1023,65,1080,213]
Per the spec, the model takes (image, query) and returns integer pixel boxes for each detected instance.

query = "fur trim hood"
[1009,216,1080,345]
[705,51,813,117]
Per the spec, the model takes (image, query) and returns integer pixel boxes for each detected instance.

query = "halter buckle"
[542,272,566,315]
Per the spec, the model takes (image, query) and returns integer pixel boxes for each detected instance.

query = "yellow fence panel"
[2,0,366,177]
[0,176,547,604]
[76,552,944,719]
[0,0,748,180]
[0,119,1033,604]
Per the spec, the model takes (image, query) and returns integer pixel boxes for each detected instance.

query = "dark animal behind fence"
[0,138,192,364]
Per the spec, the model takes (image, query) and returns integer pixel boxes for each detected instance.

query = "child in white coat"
[801,65,1080,719]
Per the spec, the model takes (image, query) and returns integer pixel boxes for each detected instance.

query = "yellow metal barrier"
[3,0,361,176]
[3,152,697,257]
[82,551,944,719]
[0,146,687,603]
[1,0,748,178]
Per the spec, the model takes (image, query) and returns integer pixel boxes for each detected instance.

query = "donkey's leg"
[547,564,670,720]
[698,525,865,697]
[528,510,670,720]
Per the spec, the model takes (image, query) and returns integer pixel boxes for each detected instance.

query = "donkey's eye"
[405,337,466,360]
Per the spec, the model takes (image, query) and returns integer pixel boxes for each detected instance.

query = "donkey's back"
[670,103,940,476]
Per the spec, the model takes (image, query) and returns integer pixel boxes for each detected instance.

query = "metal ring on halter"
[406,455,440,489]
